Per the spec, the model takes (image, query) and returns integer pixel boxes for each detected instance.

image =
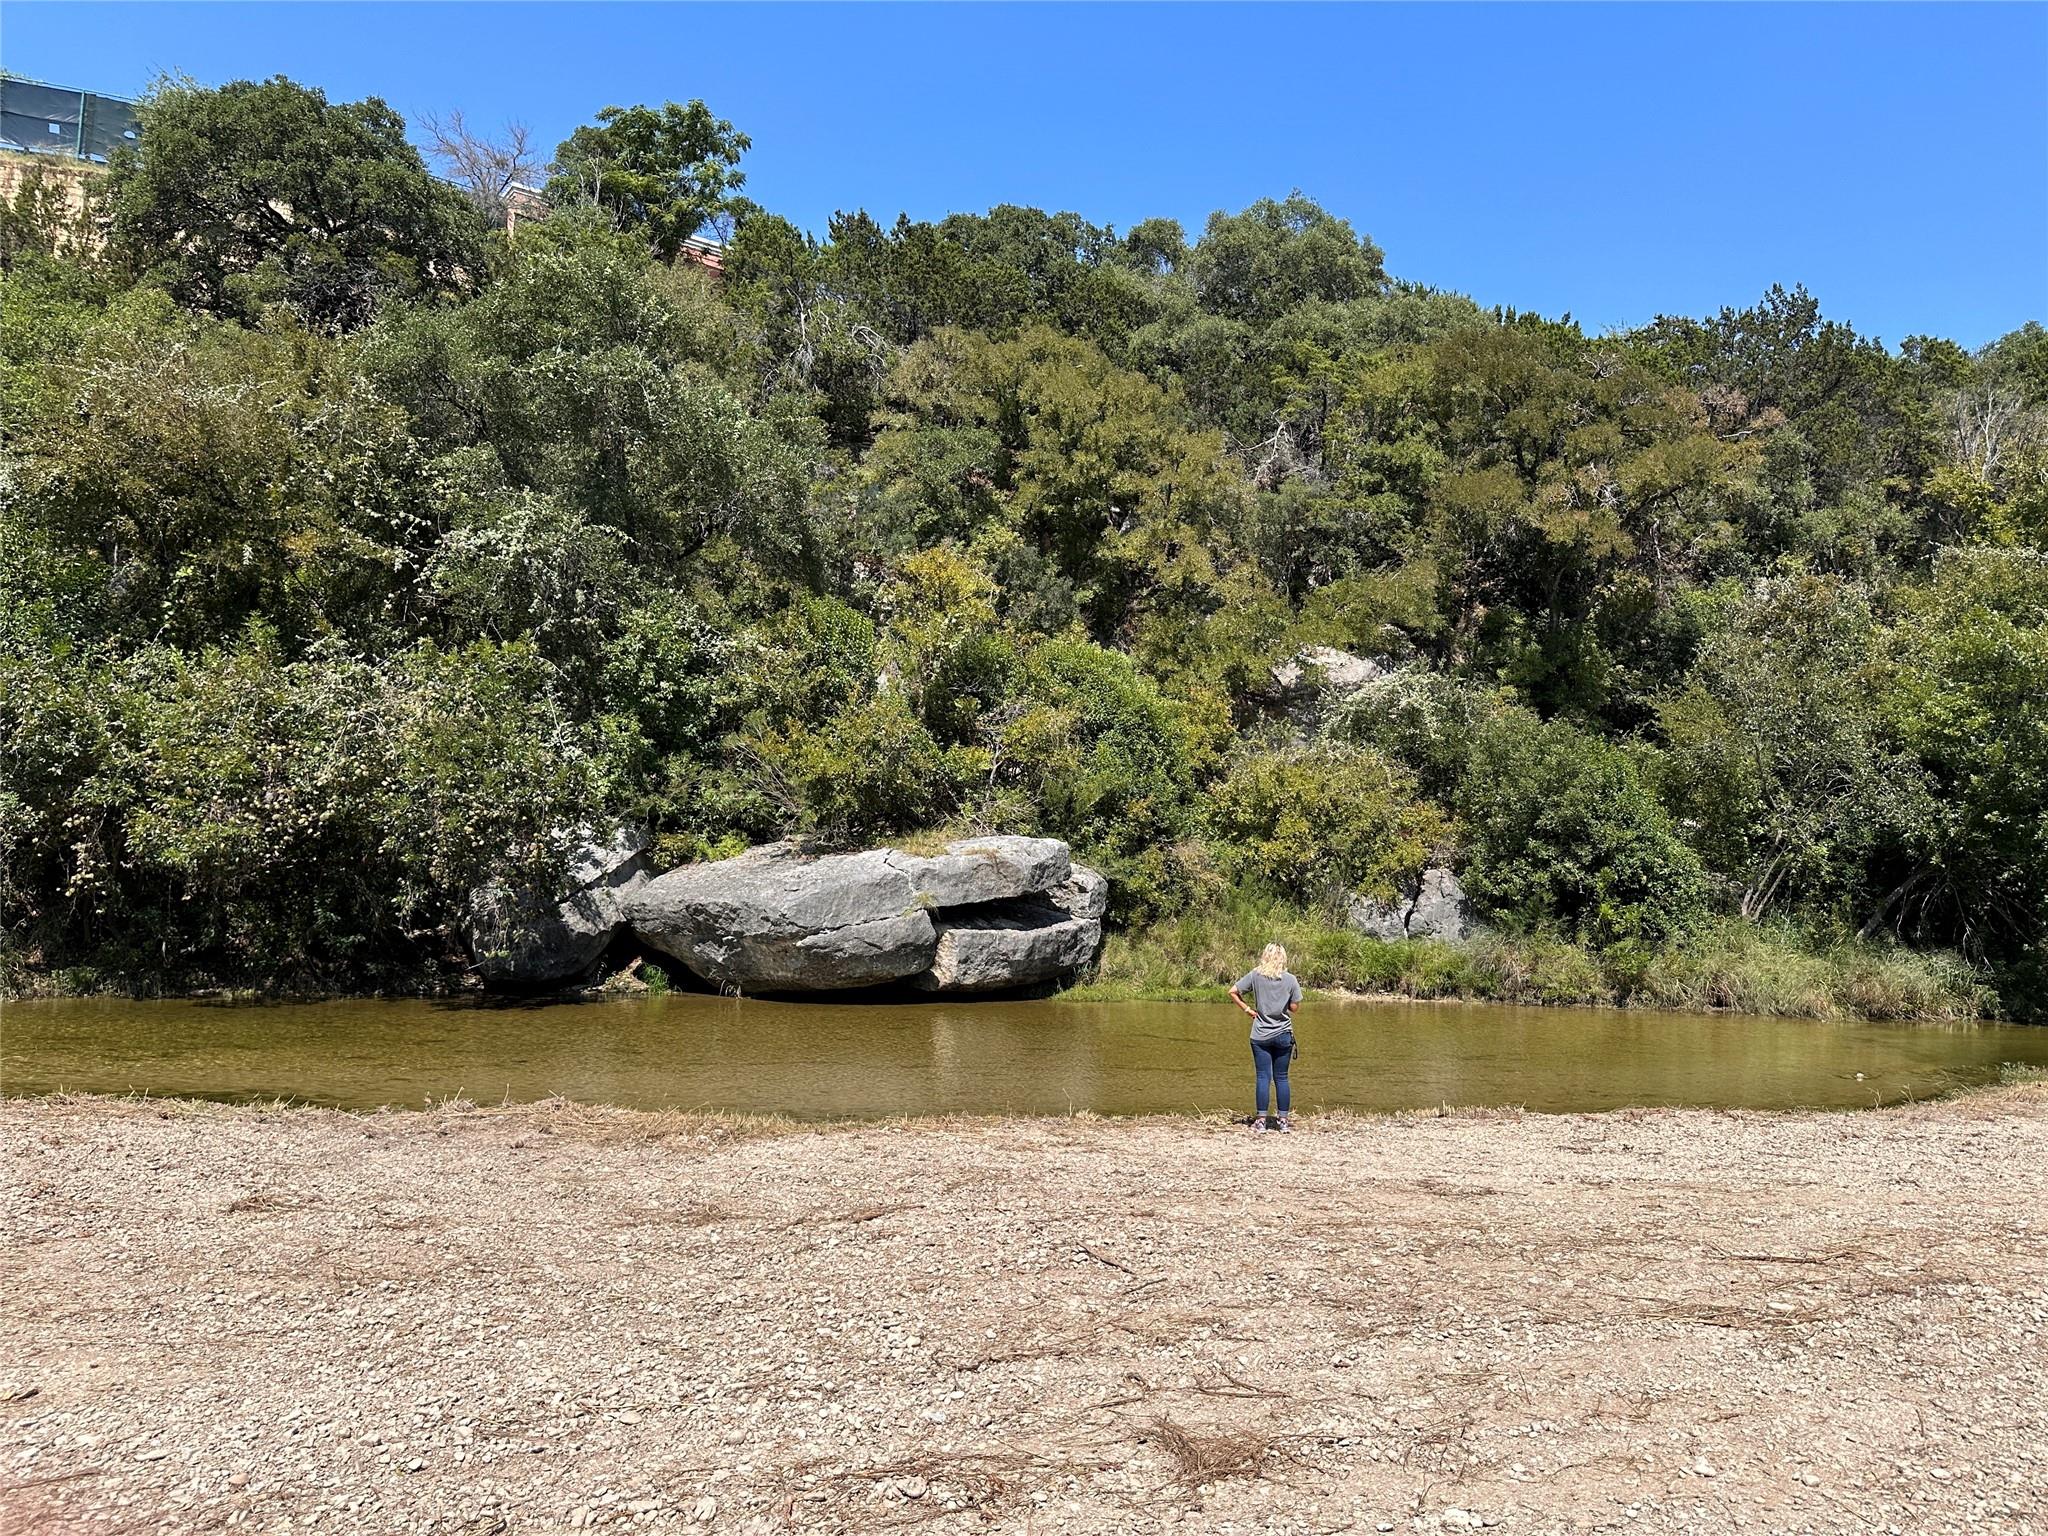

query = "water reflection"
[3,993,2043,1117]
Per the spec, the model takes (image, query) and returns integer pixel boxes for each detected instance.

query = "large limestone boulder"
[466,827,652,986]
[628,845,936,991]
[915,902,1104,993]
[1406,867,1471,942]
[884,836,1070,908]
[1348,866,1472,944]
[1268,646,1393,728]
[624,836,1106,994]
[1270,645,1386,694]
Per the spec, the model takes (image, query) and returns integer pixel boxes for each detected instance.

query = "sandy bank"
[4,1090,2045,1534]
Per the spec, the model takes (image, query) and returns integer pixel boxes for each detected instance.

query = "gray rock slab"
[1347,866,1471,944]
[1270,645,1386,694]
[1053,862,1110,921]
[1347,894,1411,943]
[1406,867,1472,942]
[885,836,1070,909]
[914,904,1104,993]
[467,827,651,987]
[628,849,937,991]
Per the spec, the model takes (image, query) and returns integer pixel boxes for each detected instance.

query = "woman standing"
[1230,943,1302,1132]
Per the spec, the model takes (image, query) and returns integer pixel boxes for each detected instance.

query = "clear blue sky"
[5,2,2043,347]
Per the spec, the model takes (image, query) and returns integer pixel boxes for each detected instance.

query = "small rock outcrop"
[1052,863,1110,920]
[465,827,652,986]
[888,836,1071,909]
[1269,645,1386,695]
[1348,867,1472,944]
[626,836,1106,994]
[1267,646,1392,726]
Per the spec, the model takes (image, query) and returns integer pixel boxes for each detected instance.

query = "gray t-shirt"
[1235,970,1301,1042]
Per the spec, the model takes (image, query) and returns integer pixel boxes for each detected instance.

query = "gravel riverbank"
[4,1088,2045,1535]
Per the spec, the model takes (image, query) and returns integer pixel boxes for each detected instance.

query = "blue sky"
[5,2,2043,347]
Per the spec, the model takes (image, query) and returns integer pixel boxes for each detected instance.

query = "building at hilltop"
[0,73,138,213]
[0,72,725,276]
[1,73,140,161]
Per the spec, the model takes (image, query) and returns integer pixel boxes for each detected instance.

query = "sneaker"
[1275,1117,1293,1133]
[1250,1117,1268,1132]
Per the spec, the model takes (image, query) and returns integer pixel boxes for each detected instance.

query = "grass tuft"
[1070,896,1992,1022]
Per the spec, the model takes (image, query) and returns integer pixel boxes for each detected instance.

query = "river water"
[4,994,2045,1116]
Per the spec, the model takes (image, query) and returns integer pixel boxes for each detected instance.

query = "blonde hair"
[1257,943,1288,979]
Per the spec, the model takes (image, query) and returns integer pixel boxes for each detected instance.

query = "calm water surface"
[5,994,2045,1116]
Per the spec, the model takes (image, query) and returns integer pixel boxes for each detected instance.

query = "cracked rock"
[627,838,1105,993]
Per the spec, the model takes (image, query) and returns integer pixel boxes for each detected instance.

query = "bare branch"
[420,109,544,230]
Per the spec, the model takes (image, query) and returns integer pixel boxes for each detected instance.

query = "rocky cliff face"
[626,836,1104,993]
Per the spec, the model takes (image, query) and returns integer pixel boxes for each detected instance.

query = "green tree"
[1185,194,1387,328]
[1878,548,2048,960]
[106,76,486,330]
[1630,284,1939,530]
[867,327,1246,647]
[997,639,1220,917]
[0,636,622,990]
[549,101,749,259]
[360,212,816,580]
[746,692,965,843]
[4,290,422,653]
[1209,746,1446,906]
[1657,573,1932,922]
[724,210,893,447]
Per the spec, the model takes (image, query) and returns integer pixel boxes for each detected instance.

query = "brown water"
[4,994,2044,1117]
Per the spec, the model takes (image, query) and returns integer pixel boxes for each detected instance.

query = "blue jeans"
[1251,1033,1294,1116]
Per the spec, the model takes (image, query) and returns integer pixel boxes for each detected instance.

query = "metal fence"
[0,74,141,163]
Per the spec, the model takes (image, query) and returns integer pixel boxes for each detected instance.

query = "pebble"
[4,1095,2038,1536]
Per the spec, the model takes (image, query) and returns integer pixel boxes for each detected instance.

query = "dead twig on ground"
[1079,1244,1141,1278]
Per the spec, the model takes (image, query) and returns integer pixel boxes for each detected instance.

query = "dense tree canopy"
[3,76,2043,1011]
[105,76,487,330]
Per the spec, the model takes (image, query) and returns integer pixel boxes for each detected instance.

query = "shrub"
[749,692,967,842]
[1324,670,1517,800]
[1207,745,1446,906]
[0,635,623,991]
[997,639,1217,918]
[1458,714,1708,945]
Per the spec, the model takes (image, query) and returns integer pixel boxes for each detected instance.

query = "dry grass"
[1146,1418,1294,1490]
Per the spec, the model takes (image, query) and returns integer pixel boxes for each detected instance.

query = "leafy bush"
[0,636,623,991]
[1207,746,1445,906]
[996,639,1218,918]
[1457,714,1708,945]
[748,693,968,843]
[1324,671,1518,799]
